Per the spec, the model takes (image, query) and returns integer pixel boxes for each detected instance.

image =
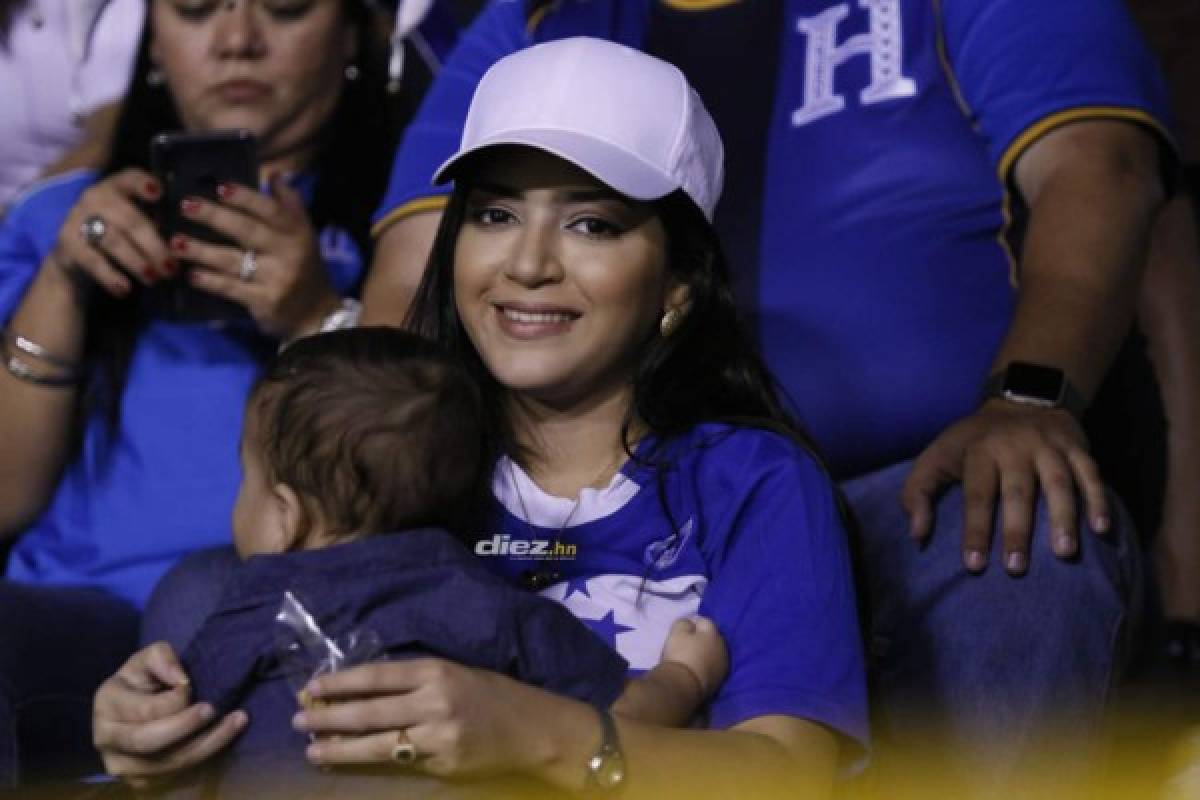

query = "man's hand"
[902,400,1110,575]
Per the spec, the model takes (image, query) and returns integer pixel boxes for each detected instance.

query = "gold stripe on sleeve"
[371,195,451,239]
[661,0,743,10]
[997,107,1173,181]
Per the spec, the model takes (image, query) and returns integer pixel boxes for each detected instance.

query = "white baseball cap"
[434,37,725,221]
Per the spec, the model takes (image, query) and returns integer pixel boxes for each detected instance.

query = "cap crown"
[443,38,725,220]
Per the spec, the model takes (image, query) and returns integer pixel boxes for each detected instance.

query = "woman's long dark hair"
[86,0,398,432]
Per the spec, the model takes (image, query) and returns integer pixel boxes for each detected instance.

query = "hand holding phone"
[148,129,259,321]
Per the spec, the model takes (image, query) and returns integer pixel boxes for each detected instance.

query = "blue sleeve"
[0,172,90,322]
[941,0,1174,176]
[694,433,868,755]
[371,1,532,234]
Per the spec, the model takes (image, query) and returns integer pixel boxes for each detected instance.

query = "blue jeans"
[843,459,1140,787]
[0,581,139,787]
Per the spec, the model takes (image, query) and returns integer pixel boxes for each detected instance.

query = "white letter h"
[792,0,917,128]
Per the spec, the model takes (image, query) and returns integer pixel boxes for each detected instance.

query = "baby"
[175,327,725,797]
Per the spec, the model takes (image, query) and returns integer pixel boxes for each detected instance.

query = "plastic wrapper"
[274,590,383,713]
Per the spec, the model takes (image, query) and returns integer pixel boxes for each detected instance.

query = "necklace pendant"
[520,569,563,592]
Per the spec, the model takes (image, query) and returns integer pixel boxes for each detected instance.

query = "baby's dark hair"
[246,327,489,543]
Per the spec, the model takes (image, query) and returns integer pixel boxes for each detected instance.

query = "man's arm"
[903,119,1165,574]
[1138,190,1200,622]
[360,209,444,326]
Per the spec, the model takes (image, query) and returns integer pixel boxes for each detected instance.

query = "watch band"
[585,708,626,792]
[982,362,1087,418]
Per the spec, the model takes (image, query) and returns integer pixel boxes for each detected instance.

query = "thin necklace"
[509,450,627,591]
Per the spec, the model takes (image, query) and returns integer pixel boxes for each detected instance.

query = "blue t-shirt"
[375,0,1171,479]
[483,423,869,752]
[0,170,364,608]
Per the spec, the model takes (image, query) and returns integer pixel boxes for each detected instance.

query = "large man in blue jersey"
[360,0,1172,785]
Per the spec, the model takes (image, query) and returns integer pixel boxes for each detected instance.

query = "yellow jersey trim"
[996,106,1171,181]
[526,1,561,36]
[370,194,450,239]
[662,0,742,10]
[931,0,973,121]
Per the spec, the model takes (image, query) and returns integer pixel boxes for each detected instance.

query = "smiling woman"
[0,0,399,786]
[452,149,678,410]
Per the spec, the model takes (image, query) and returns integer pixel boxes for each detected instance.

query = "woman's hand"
[170,175,340,340]
[92,641,247,791]
[293,657,588,782]
[51,168,174,299]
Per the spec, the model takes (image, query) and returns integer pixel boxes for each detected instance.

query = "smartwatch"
[585,709,626,792]
[982,361,1087,418]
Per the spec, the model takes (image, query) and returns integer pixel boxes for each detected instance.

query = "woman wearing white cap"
[93,38,867,796]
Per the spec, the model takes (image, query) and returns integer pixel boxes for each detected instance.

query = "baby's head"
[232,327,488,558]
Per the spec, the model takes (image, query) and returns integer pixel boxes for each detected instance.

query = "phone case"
[147,129,259,323]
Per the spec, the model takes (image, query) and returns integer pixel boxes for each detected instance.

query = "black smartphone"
[147,129,259,322]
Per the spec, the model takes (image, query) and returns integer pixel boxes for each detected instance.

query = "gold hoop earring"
[660,308,683,337]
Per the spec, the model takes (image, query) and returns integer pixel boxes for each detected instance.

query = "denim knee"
[844,459,1140,720]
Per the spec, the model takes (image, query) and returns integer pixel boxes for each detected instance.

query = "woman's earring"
[146,66,165,87]
[344,64,360,82]
[660,308,683,337]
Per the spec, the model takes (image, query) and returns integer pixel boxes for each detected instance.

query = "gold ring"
[390,729,417,766]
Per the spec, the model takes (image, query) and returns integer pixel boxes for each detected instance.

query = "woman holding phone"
[93,39,867,798]
[0,0,398,786]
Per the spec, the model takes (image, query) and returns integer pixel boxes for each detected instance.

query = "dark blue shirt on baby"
[179,528,627,799]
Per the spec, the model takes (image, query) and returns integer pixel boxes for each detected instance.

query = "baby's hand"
[661,616,728,699]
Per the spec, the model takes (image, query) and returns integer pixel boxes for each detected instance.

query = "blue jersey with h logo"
[375,0,1171,478]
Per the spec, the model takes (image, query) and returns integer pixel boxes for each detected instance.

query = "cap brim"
[433,129,679,202]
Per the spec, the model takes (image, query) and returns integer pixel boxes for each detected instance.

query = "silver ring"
[81,214,107,247]
[390,730,417,766]
[239,249,258,283]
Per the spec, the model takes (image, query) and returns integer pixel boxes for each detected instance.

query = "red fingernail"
[144,181,161,198]
[217,183,234,200]
[143,267,159,284]
[170,235,187,253]
[162,258,178,276]
[181,197,201,214]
